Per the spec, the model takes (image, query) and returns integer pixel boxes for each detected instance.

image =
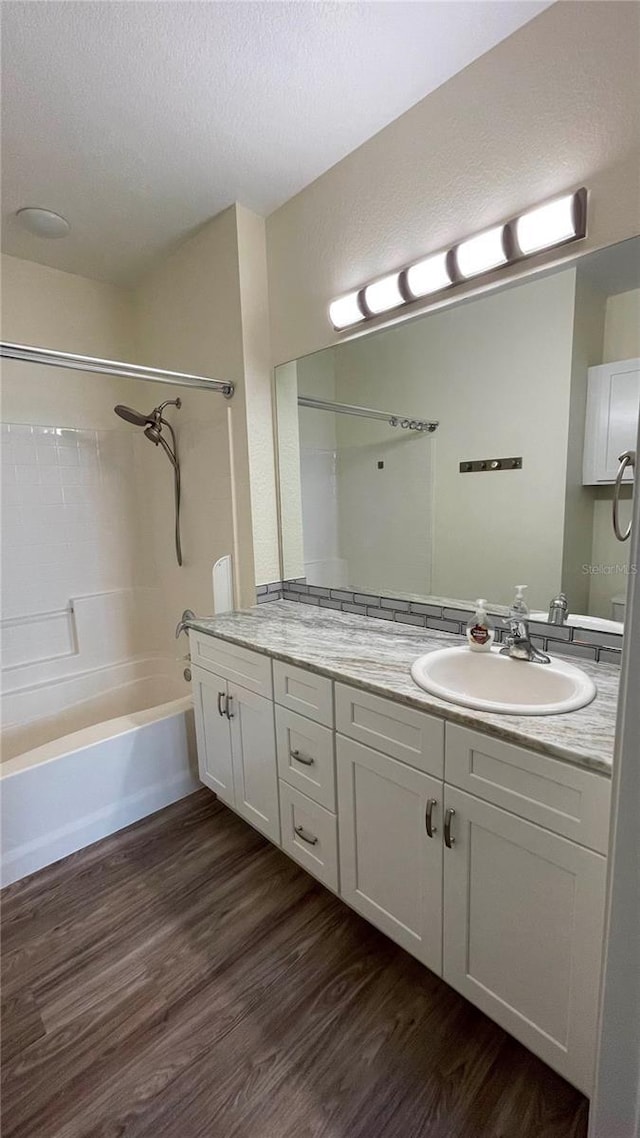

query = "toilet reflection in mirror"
[275,235,640,626]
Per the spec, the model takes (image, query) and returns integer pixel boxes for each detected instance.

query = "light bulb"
[456,225,506,279]
[515,193,578,255]
[406,251,450,298]
[329,291,364,330]
[364,273,403,315]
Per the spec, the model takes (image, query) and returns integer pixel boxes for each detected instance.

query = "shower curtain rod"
[298,395,438,433]
[0,342,235,397]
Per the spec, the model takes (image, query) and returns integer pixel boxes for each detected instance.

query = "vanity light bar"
[328,188,587,329]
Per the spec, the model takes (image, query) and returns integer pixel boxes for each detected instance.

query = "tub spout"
[175,609,196,639]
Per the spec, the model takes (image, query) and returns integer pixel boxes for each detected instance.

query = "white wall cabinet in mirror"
[583,357,640,484]
[275,235,640,624]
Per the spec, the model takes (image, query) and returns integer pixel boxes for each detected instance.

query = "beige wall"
[275,360,304,580]
[131,206,253,643]
[266,2,640,367]
[562,273,606,613]
[235,206,280,585]
[296,351,343,584]
[588,287,640,618]
[0,254,134,427]
[602,289,640,365]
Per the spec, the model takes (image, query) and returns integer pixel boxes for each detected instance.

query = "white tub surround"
[188,601,615,1096]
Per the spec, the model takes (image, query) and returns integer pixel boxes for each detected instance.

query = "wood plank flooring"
[1,789,589,1138]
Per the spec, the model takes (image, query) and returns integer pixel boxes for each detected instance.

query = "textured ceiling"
[1,0,550,284]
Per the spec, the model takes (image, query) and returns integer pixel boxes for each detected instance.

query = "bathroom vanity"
[188,601,617,1097]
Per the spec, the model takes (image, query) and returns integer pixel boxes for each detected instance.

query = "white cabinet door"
[443,784,607,1094]
[337,736,443,974]
[583,358,640,484]
[191,664,234,806]
[229,683,280,845]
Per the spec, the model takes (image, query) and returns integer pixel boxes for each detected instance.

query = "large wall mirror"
[275,236,640,626]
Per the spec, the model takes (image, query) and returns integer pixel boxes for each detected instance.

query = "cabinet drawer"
[445,724,610,854]
[189,632,272,699]
[279,781,338,892]
[273,660,333,726]
[335,683,444,778]
[276,706,336,810]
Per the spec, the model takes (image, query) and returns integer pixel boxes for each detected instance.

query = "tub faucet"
[175,609,196,639]
[500,618,551,664]
[548,593,569,625]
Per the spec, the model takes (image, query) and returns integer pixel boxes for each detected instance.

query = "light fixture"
[514,191,583,255]
[16,207,70,239]
[455,225,507,279]
[328,187,587,331]
[405,251,451,298]
[363,272,404,315]
[329,291,364,330]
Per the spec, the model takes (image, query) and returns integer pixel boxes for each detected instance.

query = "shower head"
[114,404,152,427]
[113,396,183,565]
[114,398,181,429]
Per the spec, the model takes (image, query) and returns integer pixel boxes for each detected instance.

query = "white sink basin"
[411,646,597,715]
[530,612,623,635]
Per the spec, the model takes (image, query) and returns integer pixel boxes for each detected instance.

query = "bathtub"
[1,661,201,886]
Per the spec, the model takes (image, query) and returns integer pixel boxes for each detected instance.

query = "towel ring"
[612,450,636,542]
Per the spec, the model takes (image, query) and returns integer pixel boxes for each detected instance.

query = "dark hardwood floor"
[1,789,589,1138]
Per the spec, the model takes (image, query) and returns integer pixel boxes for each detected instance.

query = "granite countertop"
[189,601,618,776]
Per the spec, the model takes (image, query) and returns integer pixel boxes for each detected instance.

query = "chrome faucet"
[500,617,551,664]
[548,592,569,625]
[175,608,196,639]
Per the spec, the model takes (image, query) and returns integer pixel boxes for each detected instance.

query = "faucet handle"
[548,592,569,625]
[503,616,526,638]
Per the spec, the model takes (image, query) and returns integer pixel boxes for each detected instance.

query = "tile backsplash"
[256,579,624,664]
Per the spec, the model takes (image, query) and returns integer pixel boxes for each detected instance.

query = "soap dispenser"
[466,599,495,653]
[509,585,529,622]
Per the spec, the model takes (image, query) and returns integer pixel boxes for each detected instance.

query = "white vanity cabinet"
[190,634,280,844]
[189,633,610,1094]
[583,357,640,484]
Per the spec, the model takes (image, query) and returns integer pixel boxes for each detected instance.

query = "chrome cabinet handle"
[613,450,635,542]
[217,691,226,717]
[294,825,318,846]
[425,798,438,838]
[444,808,456,849]
[225,694,234,719]
[291,749,314,767]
